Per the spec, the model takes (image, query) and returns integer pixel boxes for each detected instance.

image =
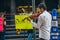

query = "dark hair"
[38,3,47,10]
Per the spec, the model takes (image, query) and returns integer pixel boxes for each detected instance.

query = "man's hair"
[38,3,47,10]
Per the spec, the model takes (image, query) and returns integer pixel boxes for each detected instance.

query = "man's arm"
[31,16,42,29]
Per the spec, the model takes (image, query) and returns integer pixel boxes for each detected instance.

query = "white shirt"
[31,10,52,40]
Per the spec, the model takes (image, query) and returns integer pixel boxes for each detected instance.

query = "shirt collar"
[42,10,47,14]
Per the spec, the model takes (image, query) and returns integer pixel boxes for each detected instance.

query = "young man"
[24,3,52,40]
[31,3,52,40]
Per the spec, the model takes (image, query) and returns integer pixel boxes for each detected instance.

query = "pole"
[10,0,16,27]
[32,0,36,40]
[11,0,16,14]
[32,0,35,13]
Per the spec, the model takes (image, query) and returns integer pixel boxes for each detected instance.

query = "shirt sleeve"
[31,15,43,29]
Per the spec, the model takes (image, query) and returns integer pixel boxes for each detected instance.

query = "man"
[31,3,51,40]
[25,3,51,40]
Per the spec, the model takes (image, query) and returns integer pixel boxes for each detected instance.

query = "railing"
[5,14,39,40]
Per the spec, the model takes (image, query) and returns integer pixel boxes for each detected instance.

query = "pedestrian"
[0,12,6,40]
